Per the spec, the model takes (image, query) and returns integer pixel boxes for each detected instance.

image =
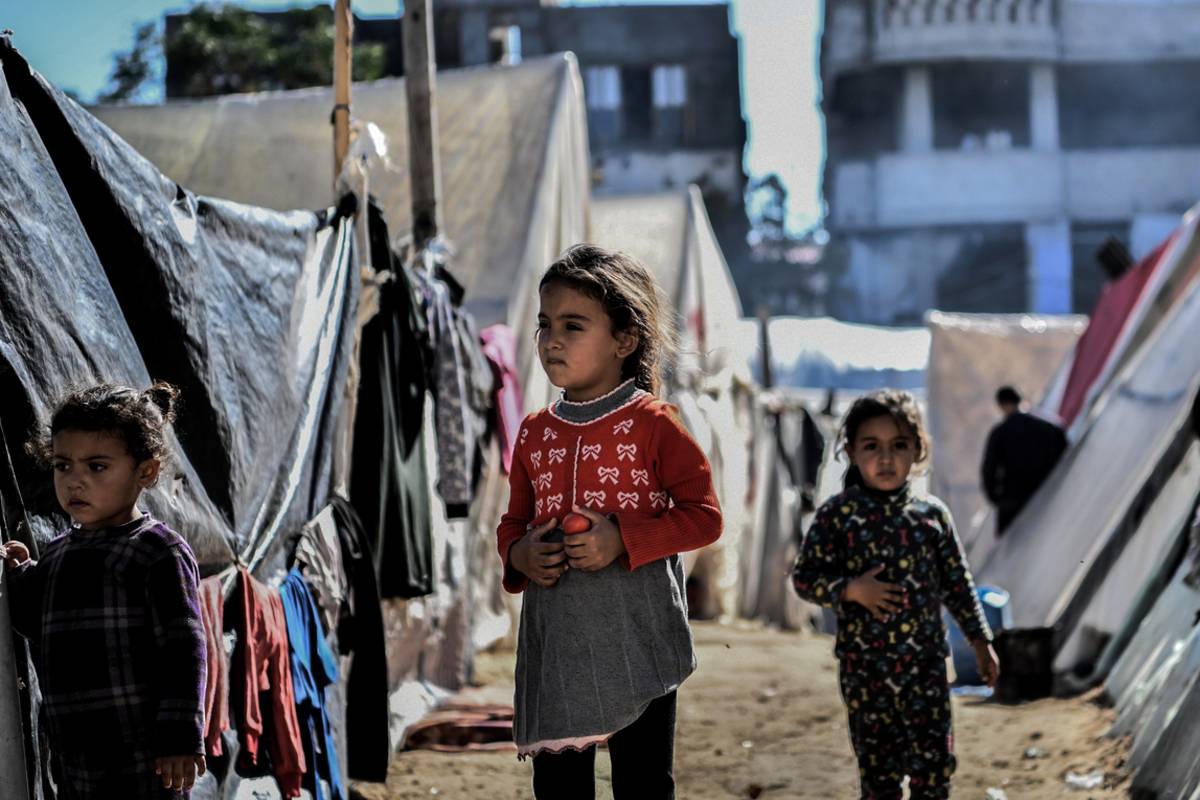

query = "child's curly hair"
[26,382,180,467]
[838,389,930,489]
[539,244,676,396]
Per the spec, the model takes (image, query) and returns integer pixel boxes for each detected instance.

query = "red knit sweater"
[496,392,723,593]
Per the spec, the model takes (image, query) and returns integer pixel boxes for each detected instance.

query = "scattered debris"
[741,740,754,749]
[1024,746,1049,759]
[1064,769,1105,790]
[985,789,1009,800]
[745,784,763,799]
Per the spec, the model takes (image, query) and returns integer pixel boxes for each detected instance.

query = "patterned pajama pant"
[838,655,955,800]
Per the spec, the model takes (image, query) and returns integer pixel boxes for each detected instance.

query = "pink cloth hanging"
[480,324,524,473]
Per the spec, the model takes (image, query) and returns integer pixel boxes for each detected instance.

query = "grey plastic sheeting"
[1053,442,1200,674]
[1100,509,1200,799]
[975,234,1200,635]
[1,39,360,800]
[0,39,358,574]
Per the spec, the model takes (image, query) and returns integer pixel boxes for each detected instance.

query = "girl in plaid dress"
[2,383,206,799]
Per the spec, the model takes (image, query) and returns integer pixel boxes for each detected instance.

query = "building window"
[585,66,621,145]
[931,63,1030,151]
[652,64,687,145]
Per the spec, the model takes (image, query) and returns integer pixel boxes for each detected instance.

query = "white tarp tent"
[734,317,930,391]
[924,312,1086,552]
[975,225,1200,648]
[590,187,753,621]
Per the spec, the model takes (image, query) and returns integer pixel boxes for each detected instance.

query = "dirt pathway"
[354,622,1130,799]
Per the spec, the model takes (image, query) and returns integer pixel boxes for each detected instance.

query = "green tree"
[166,5,386,98]
[101,4,387,102]
[98,21,159,103]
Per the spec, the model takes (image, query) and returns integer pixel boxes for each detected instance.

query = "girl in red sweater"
[496,244,722,799]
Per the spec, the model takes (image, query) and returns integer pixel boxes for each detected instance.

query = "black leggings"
[531,690,677,799]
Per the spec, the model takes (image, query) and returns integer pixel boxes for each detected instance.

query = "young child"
[496,244,722,799]
[1,383,207,798]
[792,390,999,800]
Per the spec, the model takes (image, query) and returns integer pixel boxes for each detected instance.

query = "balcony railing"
[874,0,1058,61]
[831,147,1200,231]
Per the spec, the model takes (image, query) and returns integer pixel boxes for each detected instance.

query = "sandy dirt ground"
[353,622,1131,800]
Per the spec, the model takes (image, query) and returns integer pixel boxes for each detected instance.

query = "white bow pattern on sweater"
[545,493,564,513]
[548,448,567,465]
[618,491,639,509]
[617,443,637,462]
[543,427,558,442]
[583,490,606,506]
[650,491,668,509]
[631,469,650,487]
[537,472,553,491]
[530,451,542,470]
[581,444,602,461]
[598,467,620,485]
[613,419,634,435]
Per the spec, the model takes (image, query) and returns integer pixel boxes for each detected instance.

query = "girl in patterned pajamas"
[792,390,999,800]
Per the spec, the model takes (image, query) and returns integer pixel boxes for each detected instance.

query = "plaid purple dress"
[8,514,206,799]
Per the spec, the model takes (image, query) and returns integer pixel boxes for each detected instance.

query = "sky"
[3,0,824,232]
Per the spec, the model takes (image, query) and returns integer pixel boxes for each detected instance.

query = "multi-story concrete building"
[820,0,1200,323]
[166,1,748,267]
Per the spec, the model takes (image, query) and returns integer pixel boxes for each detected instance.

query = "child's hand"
[563,506,627,572]
[973,640,1000,688]
[0,541,29,568]
[154,753,206,791]
[843,565,906,622]
[510,519,568,588]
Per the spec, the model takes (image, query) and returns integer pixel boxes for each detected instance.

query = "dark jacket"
[981,411,1068,533]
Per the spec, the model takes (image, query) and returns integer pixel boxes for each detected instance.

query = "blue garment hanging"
[280,567,345,800]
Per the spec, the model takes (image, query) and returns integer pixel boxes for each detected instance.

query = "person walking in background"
[0,382,206,798]
[792,390,998,800]
[981,385,1068,535]
[495,244,722,799]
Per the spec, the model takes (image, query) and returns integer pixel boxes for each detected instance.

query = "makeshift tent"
[1053,441,1200,676]
[1102,513,1200,800]
[734,317,930,391]
[924,312,1086,551]
[0,37,367,799]
[589,188,754,620]
[93,52,589,388]
[1057,206,1200,435]
[974,220,1200,672]
[96,54,592,743]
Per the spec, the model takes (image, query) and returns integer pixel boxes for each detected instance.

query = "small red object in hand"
[562,512,592,534]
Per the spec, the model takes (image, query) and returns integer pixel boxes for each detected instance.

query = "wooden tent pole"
[333,0,353,185]
[403,0,443,250]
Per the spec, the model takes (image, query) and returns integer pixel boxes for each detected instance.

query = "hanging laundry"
[231,567,306,797]
[329,497,391,782]
[281,568,344,800]
[410,252,494,518]
[350,202,435,597]
[412,261,475,517]
[198,575,231,757]
[481,324,525,474]
[294,506,349,633]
